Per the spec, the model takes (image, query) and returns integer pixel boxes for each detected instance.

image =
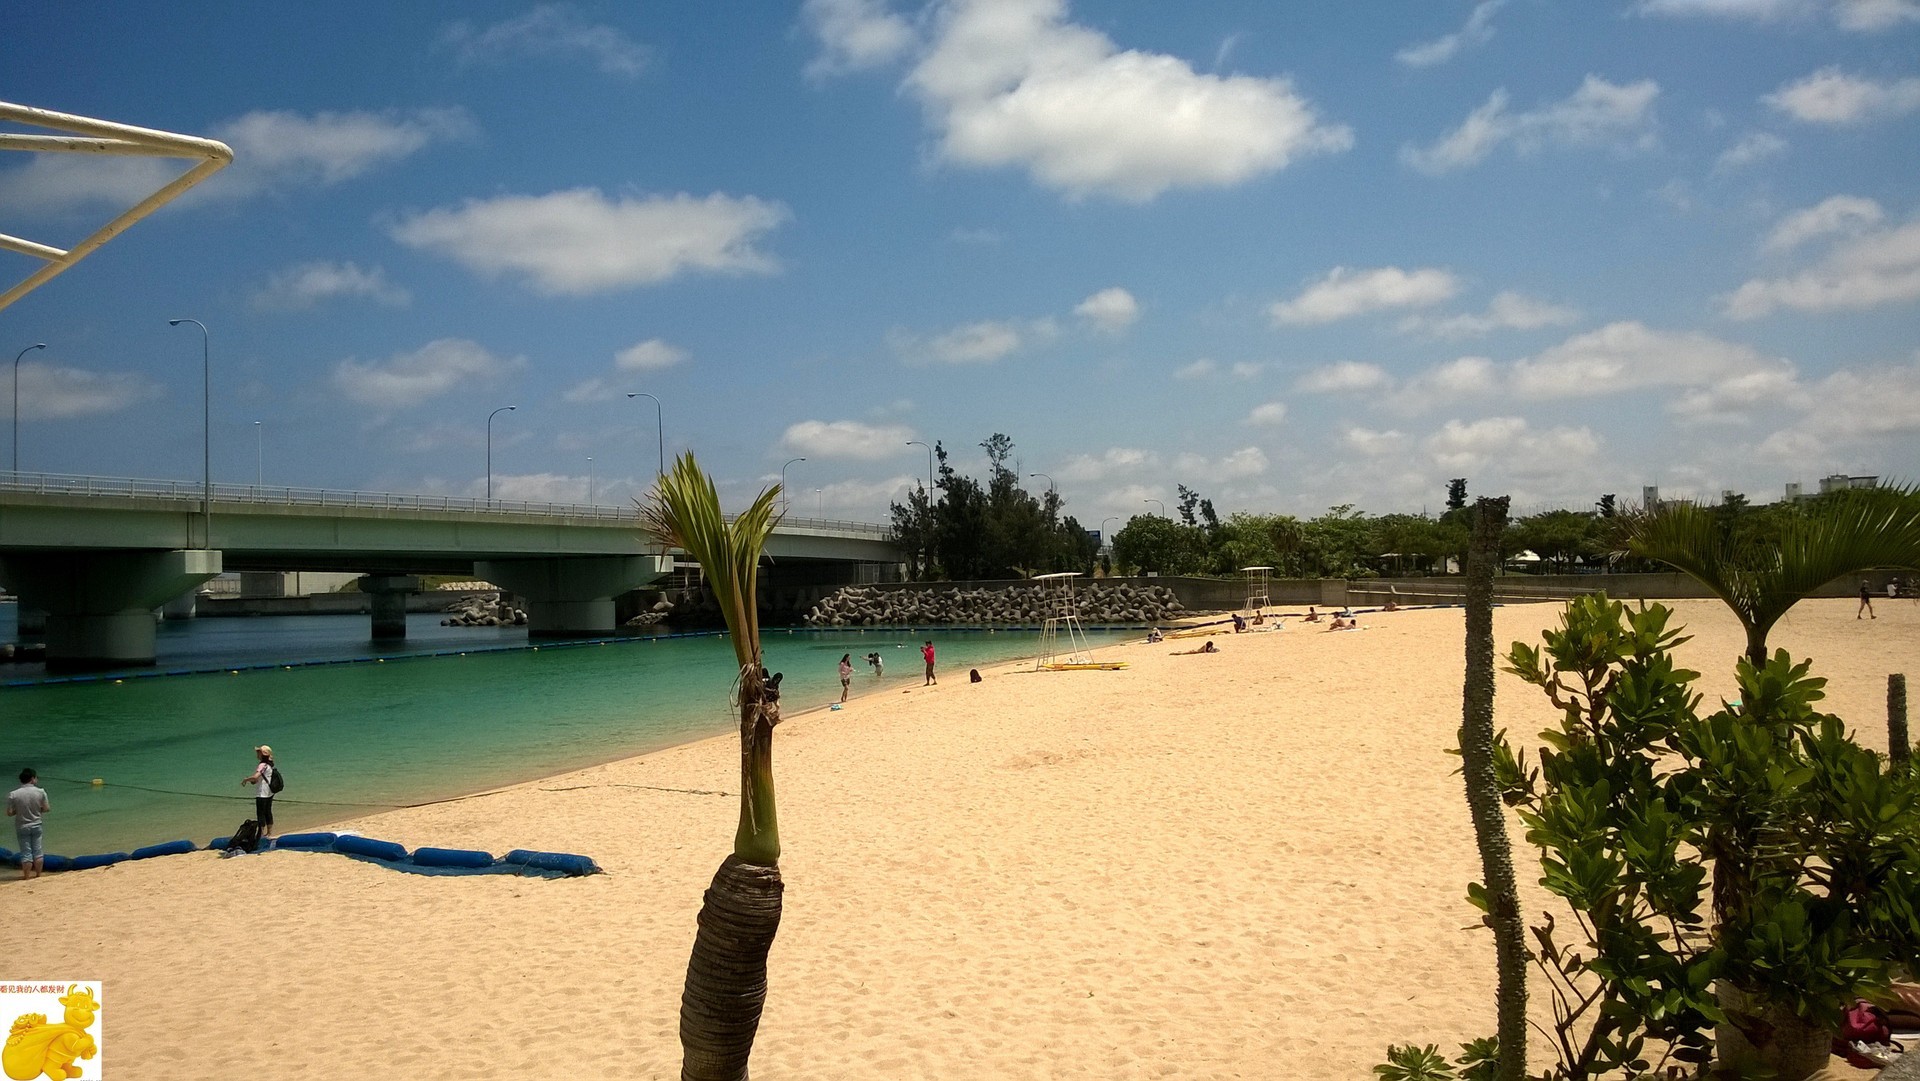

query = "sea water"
[0,604,1127,856]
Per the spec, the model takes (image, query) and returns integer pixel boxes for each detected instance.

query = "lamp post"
[586,457,594,506]
[780,456,805,514]
[167,318,211,537]
[253,420,262,488]
[815,488,822,518]
[1102,515,1120,549]
[485,405,516,502]
[1028,471,1055,493]
[626,392,664,479]
[906,439,933,493]
[12,342,44,477]
[1145,498,1164,516]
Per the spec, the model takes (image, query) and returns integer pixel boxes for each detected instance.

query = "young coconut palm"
[1623,483,1920,665]
[642,452,784,1081]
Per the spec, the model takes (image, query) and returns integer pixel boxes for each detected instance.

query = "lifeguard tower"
[1241,566,1272,618]
[1033,572,1127,671]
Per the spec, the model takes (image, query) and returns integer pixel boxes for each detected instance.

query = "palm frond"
[641,451,782,668]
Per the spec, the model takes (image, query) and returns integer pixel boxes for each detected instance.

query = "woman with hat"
[241,745,277,839]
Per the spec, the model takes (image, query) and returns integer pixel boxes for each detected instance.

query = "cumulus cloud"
[13,361,162,420]
[615,339,688,371]
[391,188,788,295]
[1057,446,1154,482]
[1173,359,1216,380]
[904,0,1352,202]
[1396,0,1504,68]
[1401,75,1659,175]
[1725,218,1920,317]
[1171,446,1269,479]
[1634,0,1920,29]
[1245,400,1288,426]
[1424,417,1599,472]
[889,318,1053,364]
[0,107,473,214]
[331,338,524,408]
[781,419,918,459]
[1343,427,1407,456]
[1762,195,1883,252]
[1765,68,1920,124]
[802,0,917,77]
[1271,266,1459,325]
[1074,287,1139,332]
[1509,321,1790,399]
[1401,291,1580,338]
[1757,356,1920,459]
[1230,362,1264,379]
[250,261,410,311]
[1714,131,1788,173]
[441,4,649,76]
[1295,361,1391,393]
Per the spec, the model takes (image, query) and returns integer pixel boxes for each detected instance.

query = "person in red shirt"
[921,640,937,686]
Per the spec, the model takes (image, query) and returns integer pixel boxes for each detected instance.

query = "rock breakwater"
[805,582,1183,626]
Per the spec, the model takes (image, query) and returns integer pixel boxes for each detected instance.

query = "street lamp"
[815,487,822,518]
[253,420,262,488]
[485,405,516,502]
[12,342,45,477]
[586,457,594,506]
[906,439,933,493]
[1145,498,1164,516]
[1102,515,1119,548]
[626,392,664,480]
[1028,471,1055,492]
[780,456,805,514]
[167,318,211,537]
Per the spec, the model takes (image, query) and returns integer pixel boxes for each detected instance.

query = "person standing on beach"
[241,745,276,839]
[7,767,49,880]
[922,640,937,686]
[839,654,853,703]
[1860,582,1876,619]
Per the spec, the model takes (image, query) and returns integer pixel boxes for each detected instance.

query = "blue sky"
[2,0,1916,526]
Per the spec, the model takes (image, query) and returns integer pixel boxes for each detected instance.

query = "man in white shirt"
[7,767,50,880]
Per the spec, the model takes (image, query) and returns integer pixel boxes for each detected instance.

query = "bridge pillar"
[358,575,420,640]
[0,549,222,672]
[476,556,670,637]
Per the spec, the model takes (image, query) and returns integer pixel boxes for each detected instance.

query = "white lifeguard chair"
[1033,572,1127,671]
[1242,566,1273,617]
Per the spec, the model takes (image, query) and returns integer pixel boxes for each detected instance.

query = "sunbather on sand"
[1326,615,1358,631]
[1171,640,1219,655]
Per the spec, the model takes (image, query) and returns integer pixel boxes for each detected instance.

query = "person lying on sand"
[1326,615,1358,631]
[1382,598,1400,612]
[1171,640,1219,655]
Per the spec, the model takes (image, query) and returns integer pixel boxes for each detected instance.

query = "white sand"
[6,596,1912,1079]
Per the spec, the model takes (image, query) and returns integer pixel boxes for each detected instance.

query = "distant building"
[1819,474,1879,494]
[1784,482,1804,502]
[1642,485,1660,510]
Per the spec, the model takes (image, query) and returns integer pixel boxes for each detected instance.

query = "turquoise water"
[0,606,1125,856]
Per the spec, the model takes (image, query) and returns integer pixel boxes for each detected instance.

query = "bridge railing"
[0,471,894,538]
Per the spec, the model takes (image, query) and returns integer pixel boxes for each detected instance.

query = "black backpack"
[268,761,285,794]
[226,819,263,853]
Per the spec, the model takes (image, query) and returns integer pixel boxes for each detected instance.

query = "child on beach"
[839,654,853,702]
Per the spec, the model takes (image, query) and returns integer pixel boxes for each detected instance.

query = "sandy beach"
[7,595,1914,1079]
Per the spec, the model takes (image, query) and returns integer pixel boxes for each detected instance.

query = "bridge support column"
[476,556,670,637]
[358,575,420,640]
[0,549,222,672]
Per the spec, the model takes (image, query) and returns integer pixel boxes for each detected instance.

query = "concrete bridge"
[0,472,900,671]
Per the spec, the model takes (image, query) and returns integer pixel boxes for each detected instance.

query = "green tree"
[1112,514,1209,575]
[642,453,785,1081]
[1511,509,1604,573]
[1447,478,1468,511]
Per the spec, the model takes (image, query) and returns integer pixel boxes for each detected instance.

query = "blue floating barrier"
[411,846,495,869]
[272,832,338,850]
[206,837,231,850]
[333,835,408,862]
[503,849,601,877]
[131,840,196,860]
[0,846,14,865]
[68,852,128,871]
[40,854,73,873]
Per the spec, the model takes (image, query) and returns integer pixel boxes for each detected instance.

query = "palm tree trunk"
[1891,673,1910,776]
[679,854,784,1081]
[1457,496,1528,1081]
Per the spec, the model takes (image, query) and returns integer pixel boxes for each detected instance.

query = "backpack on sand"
[268,761,284,794]
[226,819,264,853]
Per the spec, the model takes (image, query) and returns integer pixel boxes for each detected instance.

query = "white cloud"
[250,261,410,311]
[1230,362,1264,380]
[1670,368,1808,420]
[890,318,1052,364]
[1173,359,1216,380]
[780,419,918,460]
[486,472,596,504]
[1343,427,1407,456]
[615,339,688,371]
[1245,400,1288,426]
[1396,0,1504,68]
[1762,195,1883,252]
[1214,446,1270,478]
[1757,356,1920,459]
[1295,361,1391,393]
[0,108,473,214]
[441,5,649,76]
[13,362,161,419]
[391,188,788,295]
[1634,0,1920,29]
[1724,219,1920,317]
[1074,286,1139,332]
[803,0,917,77]
[1833,0,1920,29]
[1271,266,1459,325]
[1510,321,1790,398]
[1057,446,1154,482]
[1765,67,1920,125]
[905,0,1352,202]
[1402,75,1659,175]
[1424,417,1599,472]
[1714,131,1789,173]
[331,339,525,408]
[1402,291,1580,338]
[1634,0,1805,19]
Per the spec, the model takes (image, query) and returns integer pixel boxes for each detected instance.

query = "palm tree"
[642,452,784,1081]
[1623,484,1920,664]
